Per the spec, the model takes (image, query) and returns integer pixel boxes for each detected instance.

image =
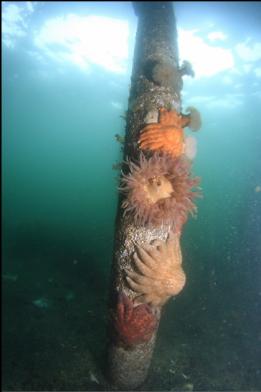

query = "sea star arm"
[118,291,133,322]
[166,232,183,266]
[139,141,168,151]
[139,126,184,142]
[138,293,170,307]
[159,108,179,125]
[139,124,163,134]
[133,252,157,277]
[126,272,154,294]
[126,269,151,285]
[139,129,184,157]
[135,244,160,268]
[133,247,156,270]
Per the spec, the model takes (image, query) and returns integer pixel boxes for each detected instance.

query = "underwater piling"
[107,2,188,389]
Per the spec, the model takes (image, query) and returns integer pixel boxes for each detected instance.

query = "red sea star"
[112,291,158,347]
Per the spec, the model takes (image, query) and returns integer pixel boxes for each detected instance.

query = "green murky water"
[2,2,261,390]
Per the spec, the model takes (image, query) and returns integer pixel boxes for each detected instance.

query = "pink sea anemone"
[120,153,200,233]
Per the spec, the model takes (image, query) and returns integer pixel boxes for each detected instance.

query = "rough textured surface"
[107,2,182,389]
[108,334,157,389]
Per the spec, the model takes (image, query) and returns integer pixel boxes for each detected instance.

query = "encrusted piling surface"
[107,2,183,389]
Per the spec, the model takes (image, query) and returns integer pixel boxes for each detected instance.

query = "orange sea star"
[138,108,191,158]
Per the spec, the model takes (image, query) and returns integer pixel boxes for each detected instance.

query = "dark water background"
[2,1,261,390]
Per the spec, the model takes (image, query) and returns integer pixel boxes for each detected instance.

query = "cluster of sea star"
[113,106,201,347]
[120,106,200,295]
